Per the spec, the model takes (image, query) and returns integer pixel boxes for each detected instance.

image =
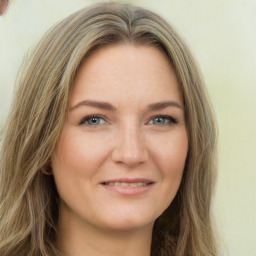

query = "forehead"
[70,44,183,107]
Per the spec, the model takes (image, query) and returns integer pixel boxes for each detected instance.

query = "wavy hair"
[0,2,217,256]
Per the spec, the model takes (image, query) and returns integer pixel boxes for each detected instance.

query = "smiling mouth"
[102,182,150,187]
[100,179,154,195]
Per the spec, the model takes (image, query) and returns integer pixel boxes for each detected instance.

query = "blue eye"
[79,115,106,126]
[149,116,177,125]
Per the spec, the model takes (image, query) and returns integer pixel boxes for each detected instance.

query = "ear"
[41,165,53,175]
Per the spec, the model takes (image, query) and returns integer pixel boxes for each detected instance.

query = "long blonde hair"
[0,2,217,256]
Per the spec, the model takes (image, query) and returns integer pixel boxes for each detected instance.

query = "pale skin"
[51,45,188,256]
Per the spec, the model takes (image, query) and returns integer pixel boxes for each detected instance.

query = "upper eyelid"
[79,114,108,125]
[147,115,177,124]
[148,114,175,120]
[80,114,175,120]
[79,114,177,125]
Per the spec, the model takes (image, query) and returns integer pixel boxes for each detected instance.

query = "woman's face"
[52,45,188,233]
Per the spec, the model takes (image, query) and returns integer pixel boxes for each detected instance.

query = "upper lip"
[100,178,155,184]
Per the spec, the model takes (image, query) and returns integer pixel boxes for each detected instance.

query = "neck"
[57,209,153,256]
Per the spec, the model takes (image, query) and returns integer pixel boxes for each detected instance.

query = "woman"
[0,2,217,256]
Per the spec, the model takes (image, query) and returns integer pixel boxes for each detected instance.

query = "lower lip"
[101,183,154,196]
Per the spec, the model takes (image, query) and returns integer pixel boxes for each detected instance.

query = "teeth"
[107,182,147,187]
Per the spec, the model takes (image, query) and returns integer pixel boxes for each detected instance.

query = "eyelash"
[79,114,107,126]
[79,115,178,126]
[148,115,178,125]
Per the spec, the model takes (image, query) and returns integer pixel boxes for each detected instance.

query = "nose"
[111,123,148,167]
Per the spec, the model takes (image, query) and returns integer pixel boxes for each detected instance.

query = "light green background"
[0,0,255,255]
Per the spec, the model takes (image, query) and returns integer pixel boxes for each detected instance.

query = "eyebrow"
[147,101,183,111]
[70,100,116,111]
[69,100,183,112]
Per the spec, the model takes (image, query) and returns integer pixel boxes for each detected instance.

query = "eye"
[148,115,178,125]
[79,115,107,126]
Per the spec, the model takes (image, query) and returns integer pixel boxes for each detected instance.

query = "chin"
[98,210,157,232]
[104,220,154,232]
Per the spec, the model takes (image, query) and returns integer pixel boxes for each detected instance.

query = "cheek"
[151,130,188,175]
[51,132,110,213]
[53,131,110,175]
[146,130,188,217]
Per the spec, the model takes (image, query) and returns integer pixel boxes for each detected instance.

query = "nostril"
[112,150,148,167]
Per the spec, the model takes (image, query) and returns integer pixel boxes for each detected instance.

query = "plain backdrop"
[0,0,255,255]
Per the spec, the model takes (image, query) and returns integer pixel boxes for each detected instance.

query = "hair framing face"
[0,2,217,256]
